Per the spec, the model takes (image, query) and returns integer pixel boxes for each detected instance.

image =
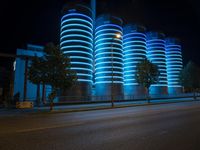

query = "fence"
[2,92,200,107]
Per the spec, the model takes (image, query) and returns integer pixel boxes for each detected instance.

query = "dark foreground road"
[1,101,200,150]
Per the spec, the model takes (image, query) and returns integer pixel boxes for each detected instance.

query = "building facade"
[94,15,123,98]
[123,24,147,97]
[14,3,184,102]
[60,4,93,98]
[165,38,183,94]
[146,32,168,95]
[14,44,51,102]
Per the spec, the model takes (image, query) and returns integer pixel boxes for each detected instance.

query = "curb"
[32,99,199,115]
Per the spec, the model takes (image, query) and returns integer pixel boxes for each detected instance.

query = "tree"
[28,56,45,106]
[180,61,200,98]
[29,43,77,110]
[135,58,160,102]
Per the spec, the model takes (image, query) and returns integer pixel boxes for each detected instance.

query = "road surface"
[1,101,200,150]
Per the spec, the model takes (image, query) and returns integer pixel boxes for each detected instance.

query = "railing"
[1,92,200,108]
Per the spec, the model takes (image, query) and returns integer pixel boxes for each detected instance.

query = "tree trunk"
[193,88,196,100]
[49,88,56,111]
[36,83,40,106]
[42,83,46,104]
[146,87,150,103]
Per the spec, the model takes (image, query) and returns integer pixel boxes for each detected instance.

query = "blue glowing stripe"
[166,51,181,54]
[147,46,165,50]
[61,45,92,52]
[95,57,123,62]
[95,81,123,84]
[124,79,136,82]
[71,62,93,67]
[123,37,146,43]
[71,67,93,72]
[158,69,167,72]
[147,43,165,47]
[166,48,181,51]
[147,50,166,54]
[166,64,183,67]
[60,40,93,47]
[168,85,182,88]
[63,51,92,57]
[168,71,181,74]
[165,44,181,48]
[124,77,136,80]
[95,61,123,66]
[124,53,146,57]
[150,84,168,87]
[95,42,122,49]
[95,76,123,79]
[77,79,93,83]
[147,39,165,43]
[160,73,167,75]
[124,62,141,66]
[95,66,122,70]
[123,32,146,37]
[61,29,93,37]
[124,83,138,85]
[61,13,93,22]
[61,18,92,27]
[148,58,166,62]
[168,68,182,70]
[95,33,123,40]
[95,47,123,52]
[167,58,182,61]
[77,73,93,77]
[61,23,93,32]
[95,28,123,36]
[159,76,167,79]
[124,57,146,62]
[168,78,179,81]
[95,24,123,31]
[123,45,146,49]
[124,73,136,76]
[95,52,123,57]
[168,82,179,84]
[60,29,92,38]
[60,34,92,42]
[95,38,122,44]
[124,49,146,54]
[124,70,136,73]
[95,71,123,75]
[123,40,146,46]
[69,56,93,62]
[148,54,166,57]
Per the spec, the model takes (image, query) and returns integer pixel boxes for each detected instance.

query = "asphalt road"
[1,101,200,150]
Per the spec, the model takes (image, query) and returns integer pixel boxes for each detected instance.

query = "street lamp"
[111,33,121,108]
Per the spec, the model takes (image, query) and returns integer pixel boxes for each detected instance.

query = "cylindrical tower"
[94,15,123,99]
[146,32,168,95]
[165,38,183,94]
[123,24,147,98]
[60,4,93,99]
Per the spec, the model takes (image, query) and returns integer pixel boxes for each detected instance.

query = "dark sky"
[1,0,200,66]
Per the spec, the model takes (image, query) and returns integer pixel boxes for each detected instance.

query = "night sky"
[1,0,200,66]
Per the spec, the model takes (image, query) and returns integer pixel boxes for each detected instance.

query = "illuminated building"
[60,4,93,97]
[165,38,183,94]
[14,44,51,101]
[123,24,147,97]
[13,2,185,102]
[94,15,123,97]
[146,32,168,95]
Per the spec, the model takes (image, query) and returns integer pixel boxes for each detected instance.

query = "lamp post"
[111,33,121,108]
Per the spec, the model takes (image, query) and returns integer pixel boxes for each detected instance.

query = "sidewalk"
[0,97,199,117]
